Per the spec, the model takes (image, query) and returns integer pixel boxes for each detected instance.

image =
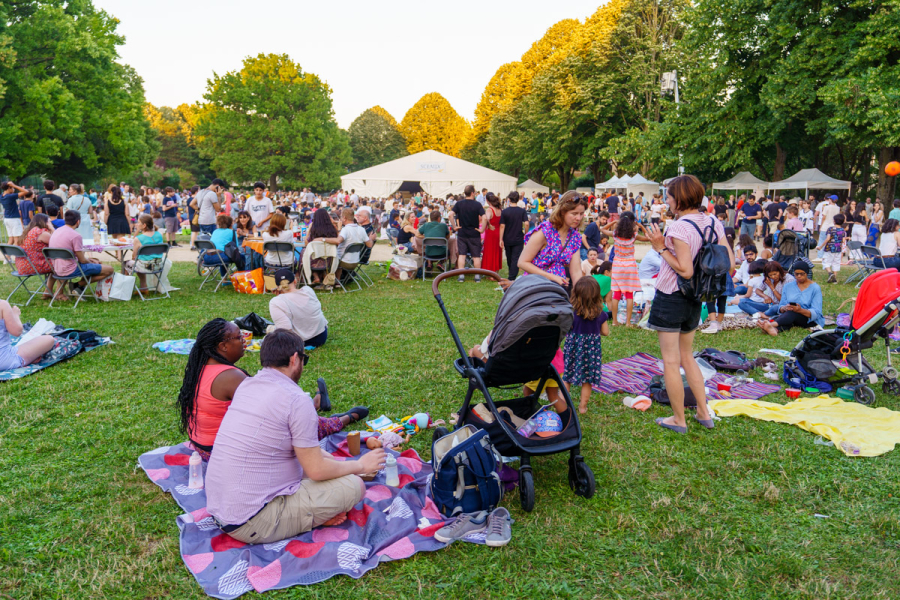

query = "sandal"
[693,415,715,429]
[333,406,369,424]
[655,417,686,434]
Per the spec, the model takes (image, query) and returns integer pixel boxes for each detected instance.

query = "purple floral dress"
[524,221,583,279]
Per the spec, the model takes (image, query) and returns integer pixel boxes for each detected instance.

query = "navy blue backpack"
[430,425,503,517]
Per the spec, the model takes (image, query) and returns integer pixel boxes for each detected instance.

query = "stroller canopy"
[853,269,900,331]
[488,276,573,357]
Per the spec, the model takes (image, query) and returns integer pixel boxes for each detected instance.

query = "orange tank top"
[189,364,237,447]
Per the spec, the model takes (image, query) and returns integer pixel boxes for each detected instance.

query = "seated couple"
[199,328,382,541]
[180,326,380,543]
[0,300,56,371]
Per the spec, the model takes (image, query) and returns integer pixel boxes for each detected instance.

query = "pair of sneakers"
[457,275,482,283]
[434,507,511,547]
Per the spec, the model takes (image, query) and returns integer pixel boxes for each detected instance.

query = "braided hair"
[176,318,246,436]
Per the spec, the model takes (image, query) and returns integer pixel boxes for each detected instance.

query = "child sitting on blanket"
[0,300,56,371]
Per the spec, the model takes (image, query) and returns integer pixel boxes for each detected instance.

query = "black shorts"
[190,222,200,233]
[647,290,702,333]
[456,235,482,258]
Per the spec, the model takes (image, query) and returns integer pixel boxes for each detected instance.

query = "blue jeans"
[740,221,756,238]
[734,285,748,296]
[199,224,216,234]
[817,230,828,259]
[203,251,232,276]
[306,327,328,349]
[738,299,770,315]
[78,262,103,277]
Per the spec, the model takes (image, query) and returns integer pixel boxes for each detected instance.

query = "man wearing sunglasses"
[206,329,386,544]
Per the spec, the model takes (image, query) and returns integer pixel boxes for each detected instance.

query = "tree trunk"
[877,146,900,202]
[268,173,278,192]
[557,166,573,192]
[772,142,787,181]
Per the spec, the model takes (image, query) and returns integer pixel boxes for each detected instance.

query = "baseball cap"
[533,410,563,438]
[829,194,839,200]
[273,268,294,287]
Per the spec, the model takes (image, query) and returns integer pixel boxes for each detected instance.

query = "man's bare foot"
[313,392,321,411]
[322,512,348,527]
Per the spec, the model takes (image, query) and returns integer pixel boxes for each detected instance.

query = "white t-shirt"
[246,197,275,226]
[269,287,327,342]
[337,223,369,263]
[262,230,294,266]
[747,275,766,302]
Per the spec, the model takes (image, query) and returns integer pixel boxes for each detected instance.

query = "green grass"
[1,253,899,599]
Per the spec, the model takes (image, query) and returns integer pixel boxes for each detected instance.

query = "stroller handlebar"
[432,269,503,297]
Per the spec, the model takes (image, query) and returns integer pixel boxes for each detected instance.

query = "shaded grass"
[1,255,899,599]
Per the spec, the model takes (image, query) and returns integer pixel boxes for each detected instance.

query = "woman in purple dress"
[518,191,587,288]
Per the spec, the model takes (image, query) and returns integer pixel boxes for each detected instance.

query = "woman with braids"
[177,319,367,461]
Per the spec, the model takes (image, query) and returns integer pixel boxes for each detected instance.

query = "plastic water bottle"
[188,451,204,489]
[384,454,399,487]
[99,221,108,245]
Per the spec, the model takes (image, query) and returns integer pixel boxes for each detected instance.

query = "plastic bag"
[388,254,421,281]
[233,312,273,336]
[94,275,113,301]
[230,268,264,294]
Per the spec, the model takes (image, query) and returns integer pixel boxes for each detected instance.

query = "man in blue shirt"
[162,186,180,247]
[1,181,27,244]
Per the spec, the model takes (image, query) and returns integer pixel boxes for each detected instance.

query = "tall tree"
[145,104,215,186]
[0,0,155,181]
[400,93,470,157]
[347,106,408,170]
[194,53,350,191]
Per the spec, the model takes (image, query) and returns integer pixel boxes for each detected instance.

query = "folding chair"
[336,242,366,292]
[0,244,48,306]
[132,243,171,301]
[420,237,449,280]
[857,245,886,287]
[301,240,338,290]
[41,248,100,309]
[387,228,399,251]
[844,241,868,285]
[262,241,297,278]
[196,240,234,292]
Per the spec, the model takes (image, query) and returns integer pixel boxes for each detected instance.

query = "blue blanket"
[0,331,110,382]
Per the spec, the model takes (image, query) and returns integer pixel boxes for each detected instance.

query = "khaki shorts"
[768,221,780,234]
[228,475,363,544]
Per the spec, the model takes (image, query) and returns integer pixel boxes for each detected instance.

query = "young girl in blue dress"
[563,277,610,414]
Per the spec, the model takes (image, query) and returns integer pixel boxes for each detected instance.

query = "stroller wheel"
[569,460,596,499]
[432,426,450,447]
[883,380,900,396]
[519,469,535,513]
[854,385,876,406]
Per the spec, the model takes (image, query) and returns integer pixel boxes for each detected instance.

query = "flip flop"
[317,377,331,412]
[693,415,715,429]
[655,417,686,434]
[333,406,369,424]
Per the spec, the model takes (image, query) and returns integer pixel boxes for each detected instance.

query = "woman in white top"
[878,218,900,258]
[262,212,295,267]
[64,184,94,240]
[268,269,328,348]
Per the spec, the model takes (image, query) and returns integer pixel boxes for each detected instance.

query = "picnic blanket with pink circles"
[139,432,483,599]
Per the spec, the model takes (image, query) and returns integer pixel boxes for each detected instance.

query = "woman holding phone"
[757,260,823,336]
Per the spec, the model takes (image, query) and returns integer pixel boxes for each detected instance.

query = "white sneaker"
[700,321,720,334]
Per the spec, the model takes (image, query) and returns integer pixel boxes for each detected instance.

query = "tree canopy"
[0,0,155,182]
[400,93,470,157]
[145,104,215,187]
[194,53,349,191]
[348,106,408,170]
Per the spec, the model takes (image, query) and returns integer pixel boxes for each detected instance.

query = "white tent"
[626,174,659,200]
[517,178,549,195]
[768,168,851,195]
[341,150,517,199]
[712,171,769,199]
[596,175,621,190]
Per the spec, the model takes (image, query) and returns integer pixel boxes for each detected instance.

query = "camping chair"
[195,240,234,292]
[262,241,297,278]
[301,240,339,290]
[0,244,48,306]
[133,243,171,301]
[335,242,366,293]
[387,228,399,251]
[41,248,100,309]
[420,237,450,280]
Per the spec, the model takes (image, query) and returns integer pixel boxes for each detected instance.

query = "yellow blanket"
[709,395,900,457]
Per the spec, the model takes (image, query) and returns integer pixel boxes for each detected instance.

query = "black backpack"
[696,348,753,372]
[675,218,730,302]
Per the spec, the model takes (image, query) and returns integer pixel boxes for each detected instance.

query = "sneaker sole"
[434,525,486,544]
[485,536,510,547]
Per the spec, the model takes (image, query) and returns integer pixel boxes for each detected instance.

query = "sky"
[95,0,604,129]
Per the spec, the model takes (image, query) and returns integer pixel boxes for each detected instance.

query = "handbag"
[109,272,135,301]
[223,230,245,270]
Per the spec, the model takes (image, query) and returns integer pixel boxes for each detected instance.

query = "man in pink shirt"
[48,210,114,285]
[206,329,385,544]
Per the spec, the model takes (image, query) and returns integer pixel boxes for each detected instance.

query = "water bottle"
[188,451,204,489]
[384,454,399,487]
[99,221,108,245]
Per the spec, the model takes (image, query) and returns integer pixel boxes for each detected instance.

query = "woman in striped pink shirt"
[644,175,734,434]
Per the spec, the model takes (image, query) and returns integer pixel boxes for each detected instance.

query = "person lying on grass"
[206,329,385,543]
[0,300,56,371]
[176,319,367,462]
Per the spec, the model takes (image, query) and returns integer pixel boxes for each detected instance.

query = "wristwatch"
[658,247,669,254]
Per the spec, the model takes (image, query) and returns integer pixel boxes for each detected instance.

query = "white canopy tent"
[712,171,769,199]
[596,175,622,190]
[341,150,517,199]
[626,174,659,200]
[517,178,549,195]
[768,168,851,199]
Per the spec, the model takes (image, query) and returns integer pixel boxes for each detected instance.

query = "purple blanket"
[594,352,781,400]
[140,433,466,599]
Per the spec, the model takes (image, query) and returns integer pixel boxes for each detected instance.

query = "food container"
[717,382,732,392]
[240,329,253,349]
[785,388,802,400]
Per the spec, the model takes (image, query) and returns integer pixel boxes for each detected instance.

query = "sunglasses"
[299,352,310,366]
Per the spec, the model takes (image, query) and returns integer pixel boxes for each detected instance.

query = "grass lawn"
[1,252,899,599]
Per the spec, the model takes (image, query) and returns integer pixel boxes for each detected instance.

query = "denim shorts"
[78,262,103,277]
[647,290,702,333]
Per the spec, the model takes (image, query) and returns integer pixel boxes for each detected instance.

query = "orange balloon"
[887,161,900,177]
